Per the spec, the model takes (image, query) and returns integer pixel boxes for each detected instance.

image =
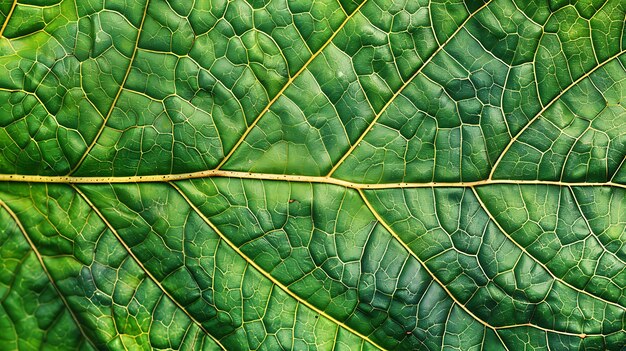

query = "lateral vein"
[489,50,626,179]
[358,189,602,339]
[0,0,17,37]
[68,0,151,175]
[215,0,369,169]
[71,184,227,351]
[471,186,626,312]
[326,0,493,177]
[170,182,388,351]
[0,199,99,351]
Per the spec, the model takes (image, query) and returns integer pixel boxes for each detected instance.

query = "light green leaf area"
[0,0,625,350]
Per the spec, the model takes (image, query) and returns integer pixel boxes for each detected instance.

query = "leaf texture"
[0,0,625,350]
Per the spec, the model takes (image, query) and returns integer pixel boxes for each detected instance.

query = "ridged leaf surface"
[0,0,625,350]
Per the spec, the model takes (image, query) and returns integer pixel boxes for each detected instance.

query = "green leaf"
[0,0,625,350]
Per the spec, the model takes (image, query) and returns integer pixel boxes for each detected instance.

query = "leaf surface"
[0,0,625,350]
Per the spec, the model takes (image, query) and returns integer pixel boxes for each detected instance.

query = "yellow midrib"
[0,170,624,190]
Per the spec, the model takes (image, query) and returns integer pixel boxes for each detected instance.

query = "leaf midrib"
[0,171,624,191]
